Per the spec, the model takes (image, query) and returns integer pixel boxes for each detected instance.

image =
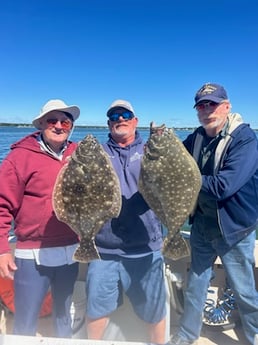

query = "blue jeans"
[13,258,78,337]
[178,227,258,345]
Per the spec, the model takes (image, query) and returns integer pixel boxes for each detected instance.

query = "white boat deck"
[0,320,253,345]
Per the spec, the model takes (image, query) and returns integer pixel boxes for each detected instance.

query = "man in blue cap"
[170,83,258,345]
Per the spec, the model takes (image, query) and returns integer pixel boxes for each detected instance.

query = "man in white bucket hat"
[32,99,80,129]
[0,99,80,337]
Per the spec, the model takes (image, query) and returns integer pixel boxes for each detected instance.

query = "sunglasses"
[196,101,219,110]
[108,111,134,122]
[46,118,73,130]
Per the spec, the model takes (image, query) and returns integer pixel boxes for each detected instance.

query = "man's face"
[195,101,231,136]
[40,110,73,148]
[107,108,138,144]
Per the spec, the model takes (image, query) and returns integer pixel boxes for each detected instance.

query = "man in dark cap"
[170,83,258,345]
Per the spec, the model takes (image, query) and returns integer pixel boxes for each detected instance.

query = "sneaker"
[169,334,195,345]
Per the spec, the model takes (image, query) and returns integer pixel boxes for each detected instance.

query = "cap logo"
[197,84,218,96]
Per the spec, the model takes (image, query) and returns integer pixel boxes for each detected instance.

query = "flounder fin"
[72,238,101,263]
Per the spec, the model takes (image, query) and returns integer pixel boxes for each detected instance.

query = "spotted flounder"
[52,134,122,263]
[138,123,201,260]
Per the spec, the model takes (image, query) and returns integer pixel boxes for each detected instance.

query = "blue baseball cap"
[194,83,228,107]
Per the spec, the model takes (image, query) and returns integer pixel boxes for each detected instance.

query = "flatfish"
[138,123,201,260]
[52,134,122,263]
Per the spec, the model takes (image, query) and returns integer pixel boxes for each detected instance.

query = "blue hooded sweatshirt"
[95,131,163,255]
[184,113,258,246]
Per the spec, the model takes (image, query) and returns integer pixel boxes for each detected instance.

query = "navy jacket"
[95,131,163,255]
[184,114,258,246]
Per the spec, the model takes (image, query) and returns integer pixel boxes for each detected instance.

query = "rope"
[203,288,237,324]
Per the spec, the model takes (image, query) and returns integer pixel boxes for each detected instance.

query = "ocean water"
[0,126,192,163]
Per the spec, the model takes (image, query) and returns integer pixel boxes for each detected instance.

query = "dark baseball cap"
[194,83,228,107]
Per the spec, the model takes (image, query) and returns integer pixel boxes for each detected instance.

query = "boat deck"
[1,242,258,345]
[0,304,251,345]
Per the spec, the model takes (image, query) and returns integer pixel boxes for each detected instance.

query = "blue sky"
[1,0,258,128]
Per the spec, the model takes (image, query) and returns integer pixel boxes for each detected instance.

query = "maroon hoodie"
[0,131,79,254]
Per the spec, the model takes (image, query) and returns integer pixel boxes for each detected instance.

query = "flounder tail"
[72,239,101,263]
[163,233,190,261]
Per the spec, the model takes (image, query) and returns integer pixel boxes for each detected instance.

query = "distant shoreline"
[0,123,110,129]
[0,123,197,131]
[1,123,257,132]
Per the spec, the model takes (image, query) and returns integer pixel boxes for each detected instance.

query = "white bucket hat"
[32,99,80,129]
